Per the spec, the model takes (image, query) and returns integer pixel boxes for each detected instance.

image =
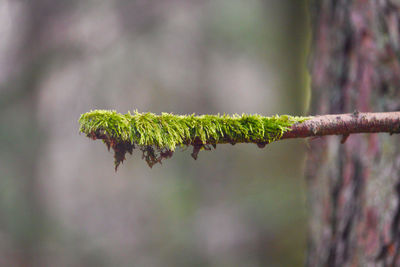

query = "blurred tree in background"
[307,1,400,266]
[0,1,308,266]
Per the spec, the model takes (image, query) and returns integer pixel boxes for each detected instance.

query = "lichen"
[79,110,310,170]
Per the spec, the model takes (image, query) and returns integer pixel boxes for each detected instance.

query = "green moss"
[79,110,310,170]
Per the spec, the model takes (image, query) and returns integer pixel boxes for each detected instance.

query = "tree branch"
[281,111,400,140]
[190,111,400,146]
[79,110,400,169]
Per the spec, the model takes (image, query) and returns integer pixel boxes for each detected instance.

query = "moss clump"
[79,110,310,170]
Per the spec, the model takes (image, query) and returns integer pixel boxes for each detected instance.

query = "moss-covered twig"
[79,110,309,170]
[79,110,400,170]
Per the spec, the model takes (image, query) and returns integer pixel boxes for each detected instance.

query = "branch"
[281,111,400,140]
[79,110,400,170]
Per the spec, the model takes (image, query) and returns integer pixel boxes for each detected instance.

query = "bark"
[282,112,400,140]
[307,1,400,266]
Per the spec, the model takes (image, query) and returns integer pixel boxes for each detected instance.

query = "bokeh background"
[0,0,309,266]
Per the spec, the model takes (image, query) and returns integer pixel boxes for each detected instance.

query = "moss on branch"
[79,110,310,170]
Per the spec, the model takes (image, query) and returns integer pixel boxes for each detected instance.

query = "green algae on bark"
[79,110,310,170]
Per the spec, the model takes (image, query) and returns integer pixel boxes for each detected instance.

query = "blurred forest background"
[0,0,309,266]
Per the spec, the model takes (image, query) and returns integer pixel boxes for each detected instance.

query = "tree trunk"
[307,1,400,266]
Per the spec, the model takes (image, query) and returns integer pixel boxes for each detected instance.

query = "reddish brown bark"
[283,112,400,139]
[307,1,400,266]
